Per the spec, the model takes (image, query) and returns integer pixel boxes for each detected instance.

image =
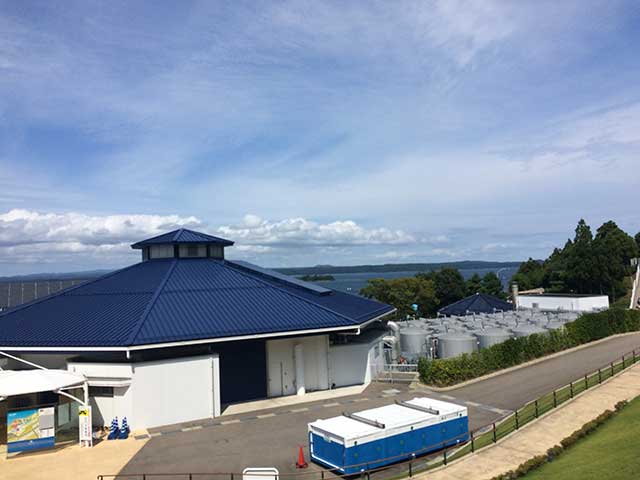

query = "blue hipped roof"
[131,228,234,249]
[438,293,514,316]
[0,258,393,348]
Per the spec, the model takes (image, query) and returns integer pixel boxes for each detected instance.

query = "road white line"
[323,402,341,407]
[220,419,241,425]
[257,413,276,419]
[181,425,203,432]
[291,407,309,413]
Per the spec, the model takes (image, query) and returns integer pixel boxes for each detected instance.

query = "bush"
[489,403,627,479]
[420,308,640,386]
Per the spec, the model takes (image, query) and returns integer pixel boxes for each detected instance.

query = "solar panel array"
[0,279,92,310]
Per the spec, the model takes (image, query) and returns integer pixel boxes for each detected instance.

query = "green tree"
[542,244,571,292]
[592,221,639,300]
[510,258,544,291]
[481,272,507,299]
[466,273,483,296]
[565,219,597,293]
[418,268,466,307]
[360,276,438,318]
[635,232,640,253]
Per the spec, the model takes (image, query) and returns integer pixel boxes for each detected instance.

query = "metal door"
[267,340,296,397]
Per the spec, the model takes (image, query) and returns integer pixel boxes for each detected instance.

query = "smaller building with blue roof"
[438,292,514,317]
[0,229,395,430]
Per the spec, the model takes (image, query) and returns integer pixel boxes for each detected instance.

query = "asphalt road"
[117,333,640,480]
[437,332,640,410]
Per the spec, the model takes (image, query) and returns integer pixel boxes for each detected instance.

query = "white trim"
[0,310,395,353]
[128,324,362,351]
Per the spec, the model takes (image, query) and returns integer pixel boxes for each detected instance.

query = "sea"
[311,266,519,294]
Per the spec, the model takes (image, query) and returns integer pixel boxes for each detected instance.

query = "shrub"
[420,308,640,386]
[489,405,625,479]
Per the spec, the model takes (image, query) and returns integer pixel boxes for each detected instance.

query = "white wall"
[328,343,368,387]
[90,386,133,427]
[576,296,610,311]
[518,295,609,312]
[266,335,329,397]
[132,354,219,429]
[328,334,385,387]
[69,354,220,430]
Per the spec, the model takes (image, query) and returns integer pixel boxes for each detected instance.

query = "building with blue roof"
[438,292,514,317]
[0,229,395,430]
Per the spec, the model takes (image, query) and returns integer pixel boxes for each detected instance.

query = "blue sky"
[1,0,639,274]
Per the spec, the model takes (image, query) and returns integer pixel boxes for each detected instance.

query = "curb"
[417,331,640,392]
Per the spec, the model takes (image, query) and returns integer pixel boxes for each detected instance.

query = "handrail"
[98,345,640,480]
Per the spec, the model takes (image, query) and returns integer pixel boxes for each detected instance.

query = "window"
[187,245,199,257]
[89,386,114,398]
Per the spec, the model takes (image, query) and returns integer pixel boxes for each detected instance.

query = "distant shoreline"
[276,260,523,276]
[0,260,524,283]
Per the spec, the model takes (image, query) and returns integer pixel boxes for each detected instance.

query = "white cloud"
[216,214,416,247]
[0,210,203,267]
[0,210,419,269]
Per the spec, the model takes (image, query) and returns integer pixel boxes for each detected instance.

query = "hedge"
[489,401,629,480]
[419,308,640,387]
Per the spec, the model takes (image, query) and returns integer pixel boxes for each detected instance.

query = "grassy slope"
[523,396,640,480]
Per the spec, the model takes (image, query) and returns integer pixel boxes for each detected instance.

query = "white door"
[267,339,296,397]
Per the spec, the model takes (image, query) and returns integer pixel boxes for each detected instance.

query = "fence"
[98,346,640,480]
[374,364,419,384]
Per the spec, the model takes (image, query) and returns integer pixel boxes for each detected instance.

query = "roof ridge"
[173,228,185,241]
[0,262,145,318]
[223,260,360,325]
[125,258,179,346]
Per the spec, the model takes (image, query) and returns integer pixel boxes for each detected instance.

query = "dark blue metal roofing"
[0,258,394,348]
[131,228,234,249]
[438,293,514,316]
[226,261,394,324]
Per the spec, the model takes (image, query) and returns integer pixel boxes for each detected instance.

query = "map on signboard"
[7,409,41,443]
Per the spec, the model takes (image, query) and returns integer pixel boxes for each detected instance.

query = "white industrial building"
[0,229,394,432]
[515,293,609,312]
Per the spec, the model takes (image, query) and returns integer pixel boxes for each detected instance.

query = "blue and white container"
[308,398,468,474]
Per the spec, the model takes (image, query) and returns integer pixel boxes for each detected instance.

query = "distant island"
[297,274,335,282]
[277,261,522,277]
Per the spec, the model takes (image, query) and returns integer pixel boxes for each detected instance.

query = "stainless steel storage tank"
[511,325,547,338]
[399,327,428,356]
[474,328,512,349]
[544,321,565,331]
[436,333,477,359]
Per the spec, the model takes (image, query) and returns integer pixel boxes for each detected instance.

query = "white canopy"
[0,369,86,398]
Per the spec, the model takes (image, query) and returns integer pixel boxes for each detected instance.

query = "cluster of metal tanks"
[393,310,581,361]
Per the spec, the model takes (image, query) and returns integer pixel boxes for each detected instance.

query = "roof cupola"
[131,228,234,261]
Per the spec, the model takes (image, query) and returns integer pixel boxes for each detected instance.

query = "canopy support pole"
[56,385,88,407]
[0,350,47,370]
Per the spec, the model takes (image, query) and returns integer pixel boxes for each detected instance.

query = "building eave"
[0,309,395,354]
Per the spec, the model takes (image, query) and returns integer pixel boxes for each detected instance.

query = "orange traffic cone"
[296,445,308,468]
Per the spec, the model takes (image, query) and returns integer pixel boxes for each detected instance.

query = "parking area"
[119,382,506,479]
[113,333,640,480]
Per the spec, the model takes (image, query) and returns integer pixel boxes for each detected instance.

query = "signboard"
[79,406,93,447]
[7,407,55,453]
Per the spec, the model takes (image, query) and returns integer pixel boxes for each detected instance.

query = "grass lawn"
[523,396,640,480]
